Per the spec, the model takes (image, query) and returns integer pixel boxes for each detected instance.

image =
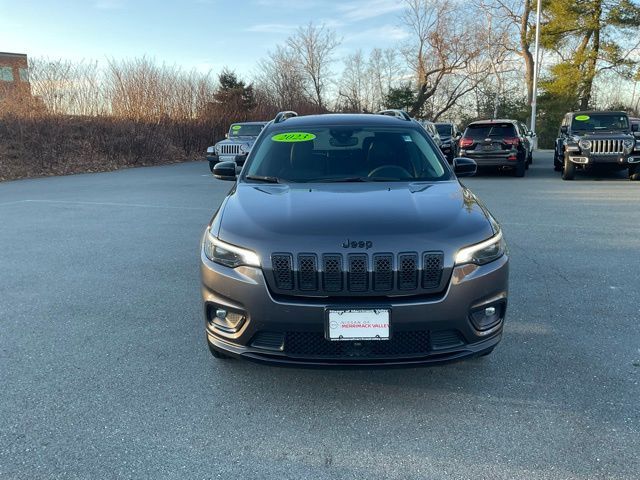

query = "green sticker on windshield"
[271,132,316,142]
[231,125,241,130]
[575,115,590,121]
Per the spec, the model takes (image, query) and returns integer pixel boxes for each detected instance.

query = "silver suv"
[206,122,266,172]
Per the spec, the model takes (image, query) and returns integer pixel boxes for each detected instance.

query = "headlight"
[239,144,250,154]
[623,139,634,152]
[203,229,260,268]
[578,139,591,150]
[454,231,506,266]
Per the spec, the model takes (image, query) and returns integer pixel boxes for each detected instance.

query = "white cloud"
[343,24,409,43]
[337,0,404,22]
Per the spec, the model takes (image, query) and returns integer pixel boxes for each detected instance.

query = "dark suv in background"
[435,122,461,162]
[554,111,640,180]
[458,119,531,177]
[201,111,509,366]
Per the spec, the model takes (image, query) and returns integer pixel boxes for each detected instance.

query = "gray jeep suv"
[201,111,509,366]
[206,121,267,172]
[554,111,640,180]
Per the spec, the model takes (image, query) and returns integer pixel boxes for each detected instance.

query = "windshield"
[229,124,264,137]
[465,123,516,139]
[571,114,629,132]
[436,124,452,136]
[244,126,451,183]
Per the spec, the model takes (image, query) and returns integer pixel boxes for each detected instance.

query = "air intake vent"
[398,253,418,290]
[348,255,368,291]
[322,254,343,292]
[422,252,444,288]
[298,254,318,291]
[373,254,393,291]
[271,254,293,290]
[251,331,285,351]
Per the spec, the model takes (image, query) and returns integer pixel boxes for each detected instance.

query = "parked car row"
[206,109,640,181]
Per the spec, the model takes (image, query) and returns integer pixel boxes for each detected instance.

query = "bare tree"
[255,45,309,110]
[286,22,341,110]
[400,0,485,117]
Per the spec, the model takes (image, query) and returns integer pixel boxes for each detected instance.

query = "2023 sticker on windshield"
[575,115,590,121]
[271,132,316,142]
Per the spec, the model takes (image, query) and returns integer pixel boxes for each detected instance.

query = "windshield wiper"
[245,175,281,183]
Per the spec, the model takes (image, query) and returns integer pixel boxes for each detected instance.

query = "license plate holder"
[326,308,390,341]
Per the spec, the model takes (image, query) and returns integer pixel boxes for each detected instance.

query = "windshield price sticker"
[575,115,590,121]
[271,132,316,142]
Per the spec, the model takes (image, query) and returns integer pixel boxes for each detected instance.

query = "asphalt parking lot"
[1,151,639,479]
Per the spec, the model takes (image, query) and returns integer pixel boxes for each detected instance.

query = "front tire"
[629,164,640,181]
[209,161,216,173]
[562,155,575,180]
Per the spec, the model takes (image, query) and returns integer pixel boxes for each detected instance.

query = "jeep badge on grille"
[342,239,373,249]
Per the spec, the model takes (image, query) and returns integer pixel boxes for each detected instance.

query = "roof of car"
[231,121,268,126]
[268,113,421,128]
[568,111,628,116]
[468,119,517,126]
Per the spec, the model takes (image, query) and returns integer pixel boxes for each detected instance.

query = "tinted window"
[465,123,516,139]
[571,114,629,131]
[436,124,452,136]
[245,126,451,182]
[229,124,264,137]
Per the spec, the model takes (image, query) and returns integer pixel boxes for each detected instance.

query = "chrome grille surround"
[590,139,624,155]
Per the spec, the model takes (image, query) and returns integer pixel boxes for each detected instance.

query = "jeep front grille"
[219,144,241,155]
[591,139,624,155]
[269,251,446,296]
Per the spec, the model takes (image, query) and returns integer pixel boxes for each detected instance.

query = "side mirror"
[213,161,237,181]
[225,133,229,139]
[453,157,477,177]
[560,125,568,134]
[632,123,639,132]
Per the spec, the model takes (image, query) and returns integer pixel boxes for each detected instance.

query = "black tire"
[527,151,533,165]
[513,157,526,177]
[208,341,232,359]
[629,165,640,181]
[562,155,575,180]
[553,150,563,171]
[209,161,216,173]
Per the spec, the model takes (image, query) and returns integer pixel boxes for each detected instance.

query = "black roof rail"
[274,111,298,123]
[377,109,412,121]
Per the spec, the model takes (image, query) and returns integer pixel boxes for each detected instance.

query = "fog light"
[208,305,246,333]
[470,301,504,331]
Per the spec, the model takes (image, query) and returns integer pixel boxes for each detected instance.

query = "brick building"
[0,52,31,101]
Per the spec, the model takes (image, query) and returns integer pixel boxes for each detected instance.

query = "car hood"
[215,181,496,259]
[573,132,633,140]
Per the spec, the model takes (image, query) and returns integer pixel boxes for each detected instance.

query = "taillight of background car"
[460,137,473,148]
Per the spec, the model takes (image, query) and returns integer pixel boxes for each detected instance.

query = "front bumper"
[568,154,640,165]
[200,252,509,366]
[206,154,248,165]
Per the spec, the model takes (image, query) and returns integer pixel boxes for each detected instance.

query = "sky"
[0,0,409,77]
